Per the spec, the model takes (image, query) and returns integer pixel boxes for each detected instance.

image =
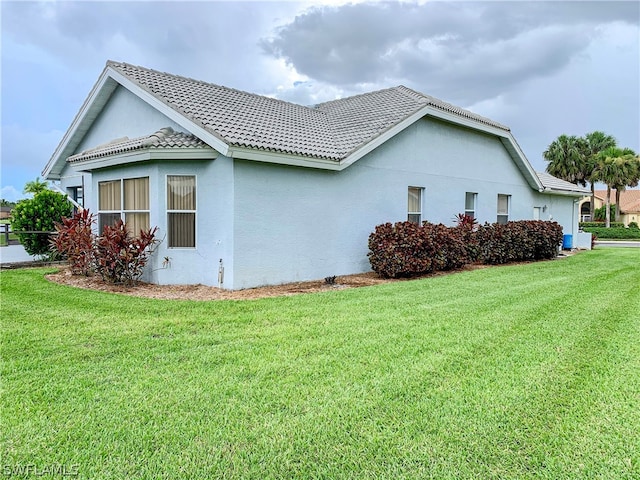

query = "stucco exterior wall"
[231,117,577,289]
[77,86,183,153]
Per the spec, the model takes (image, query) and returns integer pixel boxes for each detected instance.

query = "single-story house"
[579,189,640,226]
[43,61,590,289]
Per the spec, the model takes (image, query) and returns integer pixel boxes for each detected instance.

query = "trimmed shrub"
[580,227,640,240]
[475,221,563,265]
[11,190,73,257]
[580,221,625,229]
[367,221,468,278]
[628,222,638,229]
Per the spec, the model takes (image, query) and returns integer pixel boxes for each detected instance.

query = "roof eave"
[42,68,120,180]
[68,147,218,172]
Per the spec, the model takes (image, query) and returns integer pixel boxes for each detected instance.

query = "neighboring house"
[42,61,590,289]
[0,206,12,220]
[579,190,640,226]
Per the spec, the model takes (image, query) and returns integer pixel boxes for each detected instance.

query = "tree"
[543,135,588,185]
[23,177,49,195]
[11,190,73,257]
[593,147,638,227]
[583,131,617,219]
[611,152,640,222]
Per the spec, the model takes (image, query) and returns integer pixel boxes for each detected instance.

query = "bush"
[51,209,95,275]
[475,221,563,265]
[93,220,159,285]
[367,221,468,278]
[628,222,639,229]
[580,221,624,229]
[368,219,564,276]
[11,190,73,256]
[593,204,616,222]
[580,227,640,240]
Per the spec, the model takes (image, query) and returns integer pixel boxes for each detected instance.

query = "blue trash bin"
[562,234,573,250]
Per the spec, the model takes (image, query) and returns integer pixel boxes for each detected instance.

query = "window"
[465,192,477,219]
[68,186,84,214]
[167,175,196,248]
[408,187,423,224]
[497,194,510,224]
[98,177,149,234]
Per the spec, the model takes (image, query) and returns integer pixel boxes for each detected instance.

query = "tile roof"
[594,189,640,213]
[68,127,207,163]
[536,172,591,194]
[107,61,510,162]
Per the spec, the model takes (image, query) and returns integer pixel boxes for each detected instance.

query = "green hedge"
[580,227,640,239]
[580,222,625,229]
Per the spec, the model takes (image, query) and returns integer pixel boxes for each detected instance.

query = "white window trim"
[497,194,511,224]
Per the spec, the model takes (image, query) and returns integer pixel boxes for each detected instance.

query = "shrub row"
[579,226,640,240]
[580,222,625,229]
[52,210,159,285]
[368,219,563,278]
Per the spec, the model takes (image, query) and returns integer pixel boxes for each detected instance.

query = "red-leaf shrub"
[51,209,95,275]
[93,220,159,285]
[367,221,468,278]
[475,220,563,265]
[368,219,563,276]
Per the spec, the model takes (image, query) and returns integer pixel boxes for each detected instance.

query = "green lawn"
[1,249,639,479]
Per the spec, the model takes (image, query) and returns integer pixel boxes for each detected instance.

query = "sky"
[1,0,639,202]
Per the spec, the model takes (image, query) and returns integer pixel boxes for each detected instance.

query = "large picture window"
[98,177,149,234]
[167,175,196,248]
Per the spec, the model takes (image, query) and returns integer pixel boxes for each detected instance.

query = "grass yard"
[1,249,639,479]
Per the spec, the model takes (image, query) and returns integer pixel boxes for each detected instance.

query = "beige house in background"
[579,189,640,226]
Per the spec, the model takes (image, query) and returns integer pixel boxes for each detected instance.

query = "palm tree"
[583,131,617,219]
[23,177,49,195]
[611,151,640,222]
[543,135,588,186]
[593,147,638,227]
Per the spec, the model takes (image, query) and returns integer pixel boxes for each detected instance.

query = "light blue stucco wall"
[77,86,183,152]
[231,117,578,289]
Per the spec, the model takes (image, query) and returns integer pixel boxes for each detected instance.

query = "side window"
[497,194,510,224]
[167,175,196,248]
[98,177,149,234]
[98,180,122,233]
[408,187,423,224]
[465,192,477,219]
[123,177,150,235]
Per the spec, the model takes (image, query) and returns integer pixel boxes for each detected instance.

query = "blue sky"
[2,0,639,202]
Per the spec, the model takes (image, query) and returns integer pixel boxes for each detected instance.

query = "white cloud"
[0,186,24,203]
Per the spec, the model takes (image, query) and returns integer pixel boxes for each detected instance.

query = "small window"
[408,187,422,224]
[465,192,477,219]
[497,194,510,225]
[167,175,196,248]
